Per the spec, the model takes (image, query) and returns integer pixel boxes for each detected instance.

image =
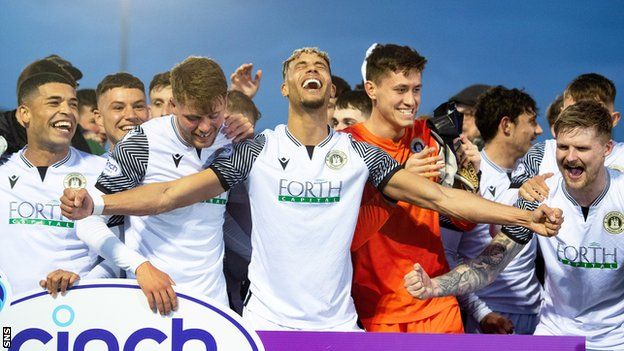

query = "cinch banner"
[0,278,264,351]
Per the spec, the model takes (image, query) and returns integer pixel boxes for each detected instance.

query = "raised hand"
[60,188,94,220]
[223,112,254,142]
[455,134,481,171]
[405,146,445,179]
[40,269,80,297]
[519,173,553,202]
[135,261,178,315]
[480,312,514,334]
[230,63,262,99]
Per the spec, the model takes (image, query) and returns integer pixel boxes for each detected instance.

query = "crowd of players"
[0,43,621,350]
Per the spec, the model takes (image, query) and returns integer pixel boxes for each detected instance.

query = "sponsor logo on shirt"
[8,200,74,228]
[278,157,289,170]
[556,241,618,269]
[487,185,496,198]
[604,211,624,235]
[278,179,342,203]
[8,175,18,189]
[325,150,347,170]
[102,158,122,177]
[201,192,228,205]
[172,153,183,168]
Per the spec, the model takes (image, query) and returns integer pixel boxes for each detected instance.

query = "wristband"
[92,194,105,216]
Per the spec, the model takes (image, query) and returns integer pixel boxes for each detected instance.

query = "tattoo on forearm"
[434,234,523,297]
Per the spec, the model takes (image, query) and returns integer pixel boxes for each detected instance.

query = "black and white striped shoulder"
[510,141,545,188]
[350,137,401,190]
[210,133,266,191]
[96,126,149,195]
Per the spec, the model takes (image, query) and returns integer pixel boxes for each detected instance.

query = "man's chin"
[301,98,326,110]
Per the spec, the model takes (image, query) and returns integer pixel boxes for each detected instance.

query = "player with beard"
[406,100,624,350]
[61,47,561,331]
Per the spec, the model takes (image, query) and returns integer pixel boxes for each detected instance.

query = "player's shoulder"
[69,147,108,172]
[139,114,172,135]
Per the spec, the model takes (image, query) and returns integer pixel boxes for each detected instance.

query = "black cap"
[44,54,83,81]
[449,84,491,107]
[17,59,76,93]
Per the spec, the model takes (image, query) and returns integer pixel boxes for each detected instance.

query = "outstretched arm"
[405,232,524,299]
[383,169,560,235]
[61,168,225,218]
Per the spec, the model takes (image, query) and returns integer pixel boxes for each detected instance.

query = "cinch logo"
[10,305,219,350]
[8,201,73,228]
[277,179,342,203]
[556,242,618,269]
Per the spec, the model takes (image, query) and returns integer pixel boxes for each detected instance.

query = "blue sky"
[2,0,623,141]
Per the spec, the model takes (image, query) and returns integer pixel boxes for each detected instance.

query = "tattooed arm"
[404,233,524,299]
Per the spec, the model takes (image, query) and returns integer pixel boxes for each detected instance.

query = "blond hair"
[282,47,331,79]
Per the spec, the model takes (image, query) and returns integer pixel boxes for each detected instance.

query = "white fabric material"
[76,211,146,274]
[441,150,542,320]
[92,192,105,215]
[535,169,624,350]
[123,117,230,307]
[0,148,108,295]
[232,125,396,330]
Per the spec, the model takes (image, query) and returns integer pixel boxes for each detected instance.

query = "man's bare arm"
[405,233,524,299]
[61,168,225,219]
[382,169,558,234]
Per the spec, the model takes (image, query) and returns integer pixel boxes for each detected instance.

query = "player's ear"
[281,82,289,97]
[500,116,512,136]
[604,138,614,157]
[364,81,376,101]
[16,104,31,126]
[611,111,621,127]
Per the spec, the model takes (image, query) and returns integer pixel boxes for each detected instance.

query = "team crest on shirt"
[325,150,347,170]
[63,173,87,189]
[603,211,624,234]
[410,138,425,153]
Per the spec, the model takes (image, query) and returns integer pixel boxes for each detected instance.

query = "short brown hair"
[170,56,227,114]
[96,72,145,101]
[563,73,616,107]
[282,47,331,79]
[546,94,564,128]
[77,89,97,110]
[149,71,171,94]
[226,90,261,125]
[335,90,372,118]
[554,100,612,142]
[366,44,427,84]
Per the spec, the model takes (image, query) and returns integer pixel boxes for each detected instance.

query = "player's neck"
[287,105,330,145]
[23,143,70,167]
[364,109,406,141]
[483,140,518,169]
[566,168,609,207]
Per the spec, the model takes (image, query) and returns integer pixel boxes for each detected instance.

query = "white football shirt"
[0,148,109,295]
[210,125,400,329]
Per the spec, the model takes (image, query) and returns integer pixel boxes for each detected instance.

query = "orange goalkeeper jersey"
[344,121,461,327]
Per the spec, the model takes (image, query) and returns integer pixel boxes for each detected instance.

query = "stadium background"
[1,0,622,142]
